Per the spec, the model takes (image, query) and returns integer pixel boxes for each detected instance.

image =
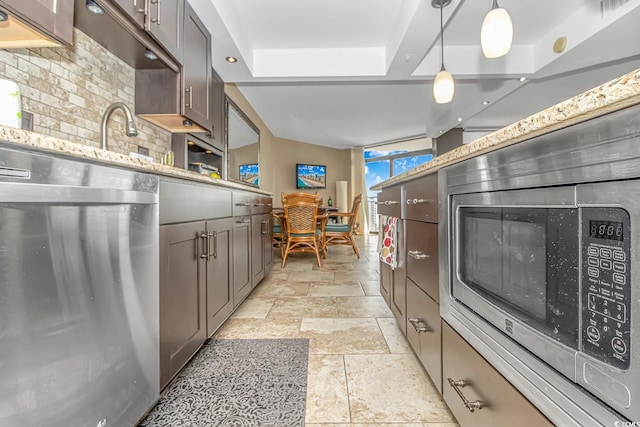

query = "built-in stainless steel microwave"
[439,103,640,426]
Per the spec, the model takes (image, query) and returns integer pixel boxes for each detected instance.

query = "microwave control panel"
[581,207,631,370]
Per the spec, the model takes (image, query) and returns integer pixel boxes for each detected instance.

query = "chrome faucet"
[100,102,138,150]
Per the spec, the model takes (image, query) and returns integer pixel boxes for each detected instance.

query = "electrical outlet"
[137,145,149,156]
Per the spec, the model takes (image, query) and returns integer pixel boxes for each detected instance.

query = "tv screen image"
[239,164,259,186]
[297,164,326,189]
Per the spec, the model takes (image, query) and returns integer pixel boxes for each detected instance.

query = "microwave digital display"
[589,220,623,241]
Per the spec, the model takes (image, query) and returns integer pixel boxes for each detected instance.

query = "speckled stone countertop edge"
[371,68,640,191]
[0,126,272,196]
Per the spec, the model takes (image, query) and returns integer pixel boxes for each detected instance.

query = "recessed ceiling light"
[481,100,490,105]
[439,130,445,134]
[518,77,527,82]
[86,0,104,15]
[226,57,237,63]
[457,117,463,122]
[144,48,158,61]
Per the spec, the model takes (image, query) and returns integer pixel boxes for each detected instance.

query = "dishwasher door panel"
[0,148,159,427]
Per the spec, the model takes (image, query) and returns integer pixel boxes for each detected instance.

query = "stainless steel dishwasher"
[0,145,159,427]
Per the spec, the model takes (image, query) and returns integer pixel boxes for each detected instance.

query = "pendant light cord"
[439,3,445,72]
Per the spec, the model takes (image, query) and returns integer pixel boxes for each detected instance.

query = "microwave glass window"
[589,220,623,241]
[457,207,580,349]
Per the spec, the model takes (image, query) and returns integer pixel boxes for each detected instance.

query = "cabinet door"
[147,0,184,64]
[159,222,207,389]
[406,220,439,302]
[182,1,211,130]
[406,278,441,393]
[263,213,273,269]
[251,214,266,287]
[111,0,145,29]
[380,261,391,304]
[0,0,73,45]
[210,69,225,146]
[205,218,233,337]
[390,219,406,334]
[442,322,552,427]
[233,216,252,305]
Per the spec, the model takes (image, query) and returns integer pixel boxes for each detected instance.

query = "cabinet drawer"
[406,220,439,302]
[251,195,273,214]
[406,278,441,393]
[404,173,438,223]
[233,192,253,216]
[377,185,402,217]
[442,322,552,427]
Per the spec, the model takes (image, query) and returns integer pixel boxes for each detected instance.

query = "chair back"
[281,191,318,206]
[348,194,362,229]
[283,193,320,235]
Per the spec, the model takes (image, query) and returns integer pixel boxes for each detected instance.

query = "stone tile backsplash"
[0,29,171,159]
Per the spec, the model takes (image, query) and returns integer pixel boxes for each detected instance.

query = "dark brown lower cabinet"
[442,322,552,427]
[159,221,207,390]
[233,216,252,305]
[390,219,406,334]
[406,278,441,393]
[251,214,266,287]
[205,218,233,337]
[380,261,391,304]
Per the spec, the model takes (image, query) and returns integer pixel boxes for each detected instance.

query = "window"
[364,138,433,232]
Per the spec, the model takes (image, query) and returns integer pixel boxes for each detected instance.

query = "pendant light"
[481,0,513,58]
[432,0,454,104]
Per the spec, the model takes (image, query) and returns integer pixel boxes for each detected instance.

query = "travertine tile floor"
[214,235,459,427]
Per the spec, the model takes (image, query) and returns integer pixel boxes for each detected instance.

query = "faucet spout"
[101,102,138,151]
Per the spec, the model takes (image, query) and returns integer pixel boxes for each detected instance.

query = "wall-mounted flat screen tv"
[296,164,326,189]
[239,163,259,186]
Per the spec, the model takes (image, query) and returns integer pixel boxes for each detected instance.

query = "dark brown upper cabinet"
[0,0,73,48]
[111,0,146,29]
[146,0,184,65]
[182,2,211,130]
[135,0,212,133]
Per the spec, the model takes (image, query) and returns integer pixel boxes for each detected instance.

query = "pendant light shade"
[481,0,513,58]
[432,0,454,104]
[433,68,454,104]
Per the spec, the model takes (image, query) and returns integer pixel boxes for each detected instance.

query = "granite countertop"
[371,67,640,191]
[0,125,272,196]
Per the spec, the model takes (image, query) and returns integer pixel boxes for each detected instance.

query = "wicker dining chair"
[272,212,286,258]
[281,193,323,267]
[324,193,362,258]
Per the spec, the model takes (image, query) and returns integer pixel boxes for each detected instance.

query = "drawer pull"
[408,317,430,333]
[377,200,400,205]
[408,250,430,260]
[447,378,484,412]
[407,198,433,205]
[236,219,250,224]
[235,202,251,207]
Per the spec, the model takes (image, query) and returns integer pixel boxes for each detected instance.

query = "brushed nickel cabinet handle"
[408,250,430,260]
[254,203,265,207]
[235,202,251,207]
[447,378,484,412]
[407,198,433,205]
[185,86,193,109]
[376,200,400,206]
[408,317,430,333]
[236,219,250,224]
[151,0,160,24]
[210,231,217,259]
[200,232,210,261]
[261,220,268,235]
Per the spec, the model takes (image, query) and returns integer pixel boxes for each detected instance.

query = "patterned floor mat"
[140,339,309,427]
